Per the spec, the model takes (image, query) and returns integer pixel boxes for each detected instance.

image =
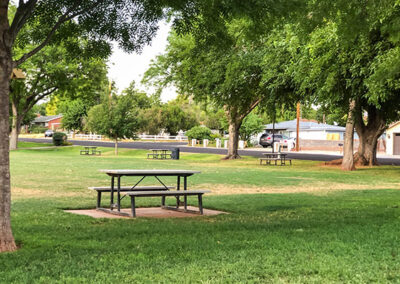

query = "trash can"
[171,148,180,160]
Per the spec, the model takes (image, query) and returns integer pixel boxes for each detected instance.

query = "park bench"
[80,146,101,156]
[88,186,174,208]
[124,190,211,217]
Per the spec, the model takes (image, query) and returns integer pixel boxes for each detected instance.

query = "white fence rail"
[67,133,188,141]
[138,134,188,141]
[68,134,103,140]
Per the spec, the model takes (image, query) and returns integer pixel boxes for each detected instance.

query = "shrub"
[52,132,67,146]
[210,133,222,141]
[30,126,48,134]
[186,126,212,142]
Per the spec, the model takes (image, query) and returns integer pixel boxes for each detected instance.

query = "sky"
[107,21,177,102]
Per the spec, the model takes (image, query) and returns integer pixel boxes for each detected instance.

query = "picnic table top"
[84,146,97,148]
[262,153,287,157]
[100,169,201,176]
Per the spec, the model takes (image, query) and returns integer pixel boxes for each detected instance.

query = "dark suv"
[259,133,295,148]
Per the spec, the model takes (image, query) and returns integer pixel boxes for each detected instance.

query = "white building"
[263,119,347,141]
[385,122,400,155]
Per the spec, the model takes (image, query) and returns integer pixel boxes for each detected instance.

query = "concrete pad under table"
[65,206,225,219]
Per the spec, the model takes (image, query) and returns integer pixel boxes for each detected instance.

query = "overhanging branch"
[9,0,38,43]
[13,1,104,67]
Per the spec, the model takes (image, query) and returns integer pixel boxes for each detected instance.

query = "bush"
[186,126,212,142]
[210,133,222,141]
[30,126,48,134]
[52,132,68,146]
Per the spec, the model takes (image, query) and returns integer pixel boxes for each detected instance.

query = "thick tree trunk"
[9,102,22,151]
[114,139,118,156]
[354,135,379,166]
[341,100,356,171]
[354,106,386,166]
[0,8,17,252]
[224,119,242,160]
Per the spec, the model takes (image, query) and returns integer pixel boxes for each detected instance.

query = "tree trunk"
[114,139,118,156]
[224,118,242,160]
[9,102,22,151]
[354,106,386,166]
[0,9,17,252]
[355,134,379,166]
[341,100,356,171]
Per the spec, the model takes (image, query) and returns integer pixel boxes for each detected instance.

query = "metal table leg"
[117,176,121,211]
[110,176,114,210]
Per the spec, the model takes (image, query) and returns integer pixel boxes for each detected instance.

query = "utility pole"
[272,103,276,153]
[296,102,300,152]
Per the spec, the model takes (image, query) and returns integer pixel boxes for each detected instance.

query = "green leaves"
[86,93,140,140]
[61,100,88,132]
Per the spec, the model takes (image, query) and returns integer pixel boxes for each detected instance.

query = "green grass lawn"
[1,143,400,283]
[16,141,53,148]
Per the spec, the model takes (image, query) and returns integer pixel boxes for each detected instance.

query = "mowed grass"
[1,143,400,283]
[15,141,53,148]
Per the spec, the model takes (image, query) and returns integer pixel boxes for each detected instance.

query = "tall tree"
[297,15,400,168]
[301,0,400,168]
[0,0,185,253]
[144,27,265,159]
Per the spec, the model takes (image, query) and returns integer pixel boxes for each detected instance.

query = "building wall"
[386,123,400,155]
[298,139,351,151]
[47,117,62,130]
[288,130,344,140]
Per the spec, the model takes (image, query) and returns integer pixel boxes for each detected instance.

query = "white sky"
[107,21,177,102]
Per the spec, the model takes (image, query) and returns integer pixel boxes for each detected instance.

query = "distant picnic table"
[80,146,101,155]
[90,169,209,217]
[147,149,172,159]
[260,153,291,166]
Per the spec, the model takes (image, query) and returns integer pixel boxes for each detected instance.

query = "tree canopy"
[87,92,140,155]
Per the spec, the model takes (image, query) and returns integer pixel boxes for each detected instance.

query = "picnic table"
[147,149,172,159]
[95,169,206,217]
[80,146,101,155]
[259,153,291,166]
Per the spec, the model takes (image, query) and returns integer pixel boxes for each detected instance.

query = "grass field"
[1,143,400,283]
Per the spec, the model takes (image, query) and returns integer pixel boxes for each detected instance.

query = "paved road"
[20,137,400,165]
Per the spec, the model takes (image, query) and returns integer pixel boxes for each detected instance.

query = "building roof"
[388,121,400,130]
[264,119,345,132]
[33,114,63,123]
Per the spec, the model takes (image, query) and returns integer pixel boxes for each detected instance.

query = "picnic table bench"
[80,146,101,155]
[92,169,206,217]
[147,149,172,159]
[88,186,175,208]
[260,153,292,166]
[125,190,210,217]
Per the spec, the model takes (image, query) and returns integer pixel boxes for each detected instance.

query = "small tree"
[186,126,212,142]
[87,93,139,155]
[61,100,88,133]
[162,103,198,135]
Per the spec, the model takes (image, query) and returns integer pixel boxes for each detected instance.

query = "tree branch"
[239,98,262,121]
[24,86,58,115]
[13,1,104,67]
[9,0,38,43]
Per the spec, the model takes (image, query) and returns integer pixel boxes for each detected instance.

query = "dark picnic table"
[260,153,291,166]
[80,146,101,155]
[147,149,172,159]
[98,169,201,215]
